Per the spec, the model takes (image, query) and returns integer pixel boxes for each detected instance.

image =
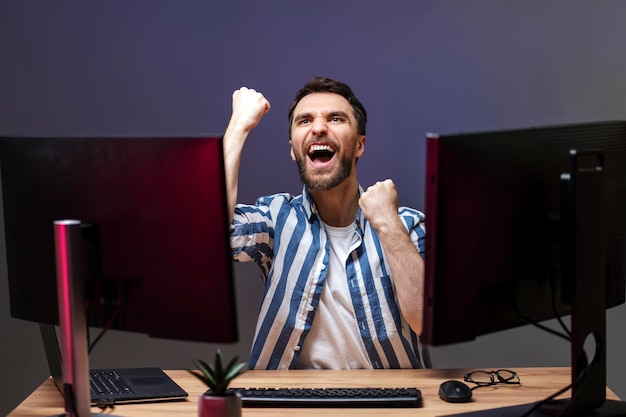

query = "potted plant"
[188,349,247,417]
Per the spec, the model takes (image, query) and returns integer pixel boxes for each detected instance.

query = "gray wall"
[2,1,626,414]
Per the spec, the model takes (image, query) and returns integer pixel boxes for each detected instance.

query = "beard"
[295,153,353,191]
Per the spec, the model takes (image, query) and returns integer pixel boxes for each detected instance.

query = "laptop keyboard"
[228,387,422,407]
[90,370,134,397]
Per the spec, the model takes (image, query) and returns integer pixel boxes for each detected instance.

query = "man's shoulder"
[397,206,426,232]
[233,192,306,228]
[255,192,303,206]
[398,206,425,220]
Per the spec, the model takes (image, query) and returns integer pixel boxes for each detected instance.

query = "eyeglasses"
[463,369,520,388]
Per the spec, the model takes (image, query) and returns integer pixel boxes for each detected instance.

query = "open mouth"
[308,144,336,164]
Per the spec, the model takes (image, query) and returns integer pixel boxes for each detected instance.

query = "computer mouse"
[438,380,473,403]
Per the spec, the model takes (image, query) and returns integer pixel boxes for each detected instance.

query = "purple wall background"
[2,1,626,414]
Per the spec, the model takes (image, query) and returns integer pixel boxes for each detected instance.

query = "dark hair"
[288,76,367,137]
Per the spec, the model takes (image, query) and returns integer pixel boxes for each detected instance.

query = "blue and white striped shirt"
[230,186,427,370]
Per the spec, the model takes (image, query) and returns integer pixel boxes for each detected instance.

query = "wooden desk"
[8,367,622,416]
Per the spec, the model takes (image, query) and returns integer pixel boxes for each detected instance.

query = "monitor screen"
[422,120,626,346]
[0,135,237,344]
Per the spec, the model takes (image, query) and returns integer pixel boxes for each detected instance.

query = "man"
[224,76,426,370]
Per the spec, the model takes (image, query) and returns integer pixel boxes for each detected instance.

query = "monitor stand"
[439,400,626,417]
[40,323,64,394]
[52,220,117,417]
[443,151,626,417]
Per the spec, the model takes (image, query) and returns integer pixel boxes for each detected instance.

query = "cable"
[88,301,122,354]
[517,352,589,417]
[88,281,129,354]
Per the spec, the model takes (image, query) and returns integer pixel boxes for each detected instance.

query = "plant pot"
[198,393,242,417]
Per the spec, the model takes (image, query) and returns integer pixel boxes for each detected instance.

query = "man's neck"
[308,180,360,227]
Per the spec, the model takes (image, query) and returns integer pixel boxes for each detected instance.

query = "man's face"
[289,92,365,191]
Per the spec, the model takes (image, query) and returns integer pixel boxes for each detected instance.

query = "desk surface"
[8,367,621,417]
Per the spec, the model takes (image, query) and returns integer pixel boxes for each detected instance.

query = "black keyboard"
[228,387,422,407]
[90,370,134,397]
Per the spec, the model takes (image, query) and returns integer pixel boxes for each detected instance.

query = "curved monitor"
[1,135,237,344]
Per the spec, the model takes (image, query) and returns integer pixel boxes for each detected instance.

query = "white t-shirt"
[297,221,371,369]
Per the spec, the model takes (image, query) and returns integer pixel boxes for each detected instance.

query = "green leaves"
[188,349,247,396]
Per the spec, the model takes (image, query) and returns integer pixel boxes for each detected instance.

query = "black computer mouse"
[438,380,473,403]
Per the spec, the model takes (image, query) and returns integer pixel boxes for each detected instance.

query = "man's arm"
[223,87,271,223]
[358,179,425,335]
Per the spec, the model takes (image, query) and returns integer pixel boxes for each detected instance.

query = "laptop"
[87,367,188,405]
[42,324,188,405]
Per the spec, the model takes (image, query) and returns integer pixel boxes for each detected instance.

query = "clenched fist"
[230,87,271,133]
[359,179,399,231]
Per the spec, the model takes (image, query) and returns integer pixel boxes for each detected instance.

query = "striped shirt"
[230,186,427,370]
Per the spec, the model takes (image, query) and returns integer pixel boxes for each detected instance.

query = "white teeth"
[308,144,334,154]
